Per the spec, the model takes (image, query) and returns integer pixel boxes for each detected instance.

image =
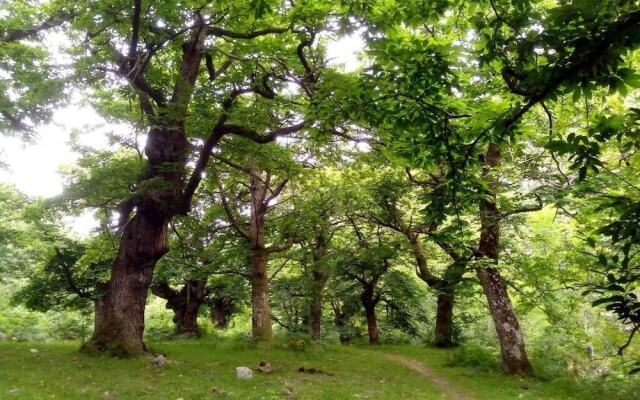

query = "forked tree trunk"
[211,297,234,329]
[411,236,462,348]
[434,288,455,348]
[151,280,207,337]
[251,248,272,341]
[309,270,328,340]
[477,142,533,376]
[81,31,206,356]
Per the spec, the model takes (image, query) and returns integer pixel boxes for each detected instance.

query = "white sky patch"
[326,32,365,72]
[0,104,110,197]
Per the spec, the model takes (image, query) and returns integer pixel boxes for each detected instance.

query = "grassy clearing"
[0,339,636,400]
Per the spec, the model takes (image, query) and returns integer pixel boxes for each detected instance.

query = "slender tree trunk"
[251,248,272,341]
[477,143,533,376]
[151,280,207,337]
[309,271,328,340]
[476,267,532,375]
[333,305,351,344]
[434,287,455,348]
[211,297,234,329]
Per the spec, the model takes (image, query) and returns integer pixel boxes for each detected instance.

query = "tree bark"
[83,206,171,356]
[477,142,533,376]
[476,267,532,375]
[434,288,455,348]
[151,280,207,337]
[364,305,379,345]
[250,248,272,341]
[361,285,380,345]
[309,270,328,340]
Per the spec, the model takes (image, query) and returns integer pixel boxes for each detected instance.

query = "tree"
[18,0,330,355]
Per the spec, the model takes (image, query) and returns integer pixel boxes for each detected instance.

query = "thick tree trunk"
[251,248,272,341]
[364,305,379,345]
[434,288,455,348]
[211,297,234,329]
[151,280,207,337]
[309,270,328,340]
[83,208,170,356]
[477,142,533,376]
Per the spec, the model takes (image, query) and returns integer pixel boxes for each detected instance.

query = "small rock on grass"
[236,366,253,379]
[258,361,272,373]
[151,354,167,367]
[29,348,39,354]
[281,387,295,397]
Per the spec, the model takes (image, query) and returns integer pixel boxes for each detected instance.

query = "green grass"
[0,339,636,400]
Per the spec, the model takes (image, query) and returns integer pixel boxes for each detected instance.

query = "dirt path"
[380,352,474,400]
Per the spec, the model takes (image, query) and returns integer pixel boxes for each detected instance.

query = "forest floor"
[0,338,632,400]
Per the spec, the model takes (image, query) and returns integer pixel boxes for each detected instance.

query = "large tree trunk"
[309,270,328,340]
[82,119,192,356]
[151,280,207,337]
[211,297,234,329]
[250,248,272,341]
[434,287,455,348]
[83,208,170,356]
[477,142,533,376]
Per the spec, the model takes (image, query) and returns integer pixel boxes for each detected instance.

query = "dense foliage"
[1,0,640,395]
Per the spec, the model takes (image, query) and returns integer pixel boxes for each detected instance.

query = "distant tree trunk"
[309,270,328,340]
[250,247,272,341]
[477,142,533,376]
[332,303,351,344]
[361,285,380,345]
[151,280,207,336]
[364,304,379,345]
[434,287,455,348]
[211,297,234,329]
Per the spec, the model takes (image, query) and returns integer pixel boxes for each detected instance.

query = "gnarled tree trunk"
[84,206,171,356]
[151,280,207,337]
[82,30,205,355]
